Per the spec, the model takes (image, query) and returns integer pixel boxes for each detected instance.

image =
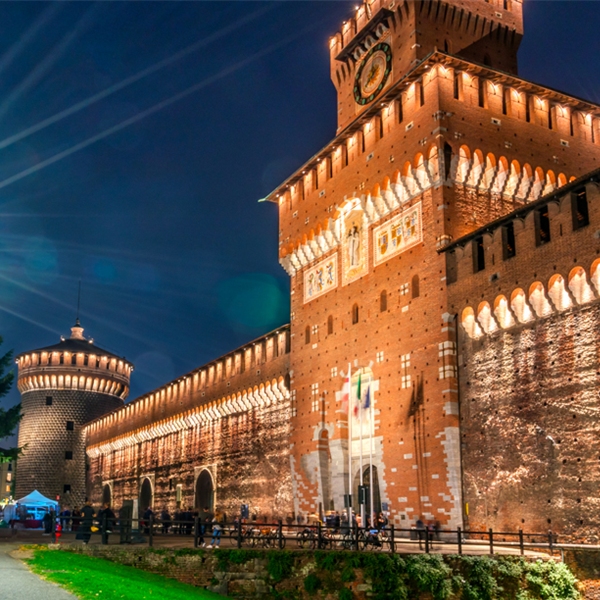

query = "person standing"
[207,511,223,549]
[97,503,116,543]
[78,499,95,545]
[142,506,154,535]
[59,506,71,532]
[160,507,171,534]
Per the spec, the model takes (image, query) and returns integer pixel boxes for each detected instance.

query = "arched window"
[380,290,387,312]
[305,326,310,345]
[327,315,334,335]
[412,275,420,299]
[352,304,359,325]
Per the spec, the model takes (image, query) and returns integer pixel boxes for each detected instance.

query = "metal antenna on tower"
[76,280,81,326]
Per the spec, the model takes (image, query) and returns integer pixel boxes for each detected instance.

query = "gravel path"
[0,544,77,600]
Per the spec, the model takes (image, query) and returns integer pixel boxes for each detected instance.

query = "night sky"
[0,1,599,432]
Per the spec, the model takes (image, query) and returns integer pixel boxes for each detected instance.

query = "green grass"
[26,549,222,600]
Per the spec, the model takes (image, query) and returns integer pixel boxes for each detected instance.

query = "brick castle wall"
[446,176,600,541]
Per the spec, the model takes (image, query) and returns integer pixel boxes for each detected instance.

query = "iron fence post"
[425,528,430,553]
[101,513,108,545]
[278,519,283,550]
[51,512,56,544]
[390,524,395,554]
[457,526,462,555]
[149,515,153,547]
[353,521,359,552]
[194,517,199,548]
[519,529,524,555]
[548,530,554,555]
[488,528,494,555]
[237,521,242,549]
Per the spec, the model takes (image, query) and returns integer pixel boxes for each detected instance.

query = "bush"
[304,573,321,593]
[339,588,353,600]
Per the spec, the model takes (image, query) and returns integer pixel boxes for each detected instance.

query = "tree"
[0,338,18,462]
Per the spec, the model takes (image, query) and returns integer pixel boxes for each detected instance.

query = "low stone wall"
[564,550,600,600]
[59,545,588,599]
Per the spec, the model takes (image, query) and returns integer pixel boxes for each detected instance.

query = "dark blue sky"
[0,1,599,421]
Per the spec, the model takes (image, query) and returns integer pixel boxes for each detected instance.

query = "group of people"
[141,505,225,548]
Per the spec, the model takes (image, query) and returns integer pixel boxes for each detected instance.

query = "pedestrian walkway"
[0,544,77,600]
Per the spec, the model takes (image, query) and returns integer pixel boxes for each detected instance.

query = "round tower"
[15,320,133,507]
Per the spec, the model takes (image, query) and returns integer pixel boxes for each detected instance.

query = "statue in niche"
[347,222,361,267]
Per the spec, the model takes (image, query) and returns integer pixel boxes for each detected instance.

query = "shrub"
[304,573,321,593]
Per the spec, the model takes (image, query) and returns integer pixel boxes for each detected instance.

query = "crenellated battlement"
[329,0,524,130]
[85,325,290,446]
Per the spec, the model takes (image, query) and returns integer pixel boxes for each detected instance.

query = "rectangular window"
[63,484,71,493]
[418,81,425,107]
[45,396,53,406]
[502,88,509,115]
[571,188,590,230]
[535,206,551,246]
[478,78,487,108]
[397,97,403,124]
[66,421,74,431]
[453,72,462,100]
[502,222,516,259]
[525,96,531,123]
[65,451,73,460]
[401,354,411,389]
[473,237,485,272]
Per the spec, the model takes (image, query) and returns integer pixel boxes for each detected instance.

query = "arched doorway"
[139,478,153,513]
[102,484,112,506]
[194,470,214,510]
[362,466,381,519]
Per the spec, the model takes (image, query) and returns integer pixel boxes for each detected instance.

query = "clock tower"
[331,0,524,131]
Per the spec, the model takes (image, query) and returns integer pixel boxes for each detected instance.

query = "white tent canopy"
[16,490,58,509]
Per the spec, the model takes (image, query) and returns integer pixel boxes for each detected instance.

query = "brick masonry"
[16,0,600,541]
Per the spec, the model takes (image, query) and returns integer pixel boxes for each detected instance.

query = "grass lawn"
[26,549,223,600]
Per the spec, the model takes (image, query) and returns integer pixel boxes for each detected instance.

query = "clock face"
[354,43,392,106]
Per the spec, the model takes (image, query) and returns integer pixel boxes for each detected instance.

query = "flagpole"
[359,370,365,529]
[369,373,374,528]
[347,362,352,527]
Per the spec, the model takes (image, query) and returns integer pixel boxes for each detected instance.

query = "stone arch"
[568,266,594,305]
[361,465,382,520]
[483,152,497,188]
[548,274,572,311]
[457,144,471,183]
[510,288,533,323]
[493,156,509,193]
[461,306,482,338]
[528,282,553,317]
[530,167,544,200]
[477,301,497,333]
[517,163,533,200]
[413,152,428,189]
[426,144,440,181]
[590,258,600,291]
[504,159,521,196]
[543,170,557,195]
[402,160,416,195]
[557,172,568,187]
[139,477,153,513]
[468,149,484,186]
[493,295,515,329]
[194,469,215,511]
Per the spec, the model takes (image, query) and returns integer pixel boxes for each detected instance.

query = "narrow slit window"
[535,206,551,246]
[502,222,516,259]
[352,304,359,325]
[380,290,387,312]
[305,326,310,345]
[473,237,485,272]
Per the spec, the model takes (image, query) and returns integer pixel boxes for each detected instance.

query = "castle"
[15,0,600,541]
